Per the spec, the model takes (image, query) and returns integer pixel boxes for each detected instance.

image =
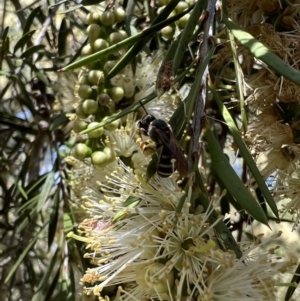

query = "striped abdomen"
[157,146,174,177]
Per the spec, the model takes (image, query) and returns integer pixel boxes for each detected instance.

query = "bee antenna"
[139,101,148,114]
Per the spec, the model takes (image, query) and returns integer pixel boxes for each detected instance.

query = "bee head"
[137,114,156,136]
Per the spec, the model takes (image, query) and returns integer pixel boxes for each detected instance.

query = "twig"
[189,0,217,165]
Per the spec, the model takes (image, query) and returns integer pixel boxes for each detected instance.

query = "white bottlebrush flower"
[110,52,161,100]
[274,167,300,230]
[104,115,143,160]
[69,153,296,301]
[255,149,294,180]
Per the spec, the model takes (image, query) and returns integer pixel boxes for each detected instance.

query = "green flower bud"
[82,99,98,115]
[72,143,92,160]
[86,12,101,24]
[87,24,101,41]
[114,7,125,23]
[110,86,124,103]
[78,84,92,99]
[100,11,116,27]
[93,38,109,52]
[87,122,104,138]
[73,120,88,133]
[88,70,104,85]
[91,151,109,167]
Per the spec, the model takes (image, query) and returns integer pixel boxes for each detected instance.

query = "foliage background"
[1,0,300,301]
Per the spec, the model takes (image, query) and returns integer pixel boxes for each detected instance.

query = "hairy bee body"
[137,114,188,178]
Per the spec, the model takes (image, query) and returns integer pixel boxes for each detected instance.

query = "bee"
[137,114,188,178]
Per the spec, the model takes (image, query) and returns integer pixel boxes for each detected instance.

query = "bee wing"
[151,124,188,177]
[168,137,188,177]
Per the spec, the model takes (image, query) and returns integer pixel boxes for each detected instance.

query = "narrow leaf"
[195,169,243,259]
[48,191,60,248]
[58,17,68,57]
[222,14,300,85]
[23,6,41,35]
[5,224,47,283]
[210,85,279,218]
[20,45,45,58]
[14,30,36,53]
[205,127,269,226]
[285,264,300,301]
[31,247,60,301]
[173,0,207,74]
[37,171,54,212]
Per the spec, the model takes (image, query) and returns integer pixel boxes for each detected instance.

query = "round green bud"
[72,143,92,160]
[161,26,175,40]
[73,120,88,133]
[81,44,93,56]
[78,84,92,99]
[75,104,88,119]
[175,1,189,13]
[87,24,101,41]
[87,122,104,138]
[114,7,125,23]
[103,146,116,162]
[177,14,190,29]
[93,38,109,51]
[103,60,117,73]
[100,11,116,27]
[78,74,89,85]
[110,86,124,103]
[82,99,98,115]
[103,116,120,131]
[88,70,104,85]
[118,30,128,40]
[91,151,108,167]
[108,32,124,45]
[86,12,101,24]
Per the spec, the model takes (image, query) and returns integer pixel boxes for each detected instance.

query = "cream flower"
[69,154,296,301]
[274,168,300,230]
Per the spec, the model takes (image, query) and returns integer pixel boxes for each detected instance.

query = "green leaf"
[44,265,61,301]
[205,127,269,227]
[48,191,60,249]
[172,0,207,74]
[32,247,60,301]
[23,6,41,35]
[146,151,160,181]
[58,17,68,57]
[0,28,10,70]
[222,14,300,85]
[5,224,47,283]
[123,196,142,207]
[50,113,69,131]
[210,85,279,218]
[20,45,45,58]
[113,197,141,223]
[37,171,54,213]
[285,264,300,301]
[14,30,36,53]
[194,169,243,259]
